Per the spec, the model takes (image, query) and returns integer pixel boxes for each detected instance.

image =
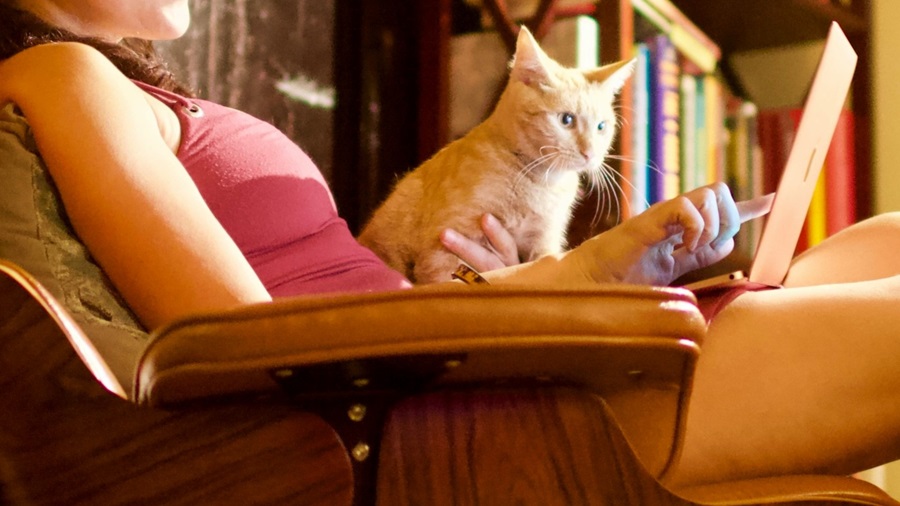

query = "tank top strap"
[130,80,205,118]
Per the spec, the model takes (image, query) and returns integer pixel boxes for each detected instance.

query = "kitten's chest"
[505,168,580,214]
[499,174,581,258]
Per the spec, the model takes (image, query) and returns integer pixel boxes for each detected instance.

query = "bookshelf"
[330,1,871,247]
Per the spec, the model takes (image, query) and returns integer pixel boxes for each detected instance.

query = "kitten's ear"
[584,58,636,94]
[509,26,554,87]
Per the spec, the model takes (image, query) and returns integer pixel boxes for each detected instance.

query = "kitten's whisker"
[541,159,553,184]
[592,169,611,227]
[592,173,606,229]
[600,162,647,219]
[583,161,631,228]
[605,153,666,180]
[539,145,561,156]
[579,168,608,230]
[514,150,558,189]
[601,165,625,223]
[547,159,562,184]
[614,104,637,116]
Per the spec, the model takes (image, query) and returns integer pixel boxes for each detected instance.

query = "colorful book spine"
[806,172,828,247]
[703,74,726,186]
[725,98,763,258]
[725,98,750,201]
[824,109,856,235]
[630,42,651,215]
[756,109,789,196]
[755,107,857,252]
[693,75,708,188]
[632,0,721,73]
[647,34,681,204]
[679,73,698,193]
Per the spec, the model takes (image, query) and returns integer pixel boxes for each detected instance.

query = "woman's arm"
[0,43,271,330]
[442,184,773,287]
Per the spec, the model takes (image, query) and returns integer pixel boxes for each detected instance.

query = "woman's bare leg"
[670,213,900,487]
[784,212,900,287]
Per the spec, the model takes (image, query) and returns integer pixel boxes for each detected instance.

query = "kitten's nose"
[580,148,595,162]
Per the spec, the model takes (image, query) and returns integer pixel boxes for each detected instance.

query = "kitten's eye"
[597,120,607,132]
[559,112,575,128]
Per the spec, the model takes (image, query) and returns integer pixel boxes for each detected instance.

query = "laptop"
[685,22,858,293]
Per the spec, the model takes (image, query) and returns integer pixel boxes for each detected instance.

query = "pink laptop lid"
[748,22,858,286]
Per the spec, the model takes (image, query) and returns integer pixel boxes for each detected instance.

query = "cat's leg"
[669,213,900,487]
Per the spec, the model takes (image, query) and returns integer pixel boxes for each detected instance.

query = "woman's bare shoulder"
[0,42,134,107]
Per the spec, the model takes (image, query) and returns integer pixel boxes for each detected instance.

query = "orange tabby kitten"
[358,27,634,283]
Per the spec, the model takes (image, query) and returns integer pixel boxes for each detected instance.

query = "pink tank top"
[133,81,412,297]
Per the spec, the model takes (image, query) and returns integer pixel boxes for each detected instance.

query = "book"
[679,73,698,193]
[646,34,681,204]
[756,107,856,252]
[806,171,828,247]
[824,109,856,235]
[703,74,727,186]
[630,42,651,215]
[693,75,708,189]
[632,0,721,73]
[756,107,808,253]
[725,100,763,258]
[725,98,749,201]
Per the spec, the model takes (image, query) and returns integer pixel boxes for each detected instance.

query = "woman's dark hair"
[0,3,193,96]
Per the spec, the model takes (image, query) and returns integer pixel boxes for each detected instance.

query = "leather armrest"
[136,284,703,405]
[135,283,706,478]
[1,253,707,480]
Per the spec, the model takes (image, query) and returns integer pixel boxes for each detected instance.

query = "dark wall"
[332,0,423,233]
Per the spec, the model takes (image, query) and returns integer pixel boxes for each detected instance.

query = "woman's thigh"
[671,264,900,487]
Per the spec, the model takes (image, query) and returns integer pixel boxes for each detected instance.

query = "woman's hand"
[570,184,773,286]
[440,183,773,287]
[440,213,520,271]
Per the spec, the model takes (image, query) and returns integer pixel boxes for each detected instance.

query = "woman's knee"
[784,212,900,286]
[846,211,900,235]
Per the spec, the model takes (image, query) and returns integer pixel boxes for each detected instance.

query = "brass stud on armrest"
[348,404,367,422]
[351,442,371,462]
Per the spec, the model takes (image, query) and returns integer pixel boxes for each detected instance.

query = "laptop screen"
[747,22,857,286]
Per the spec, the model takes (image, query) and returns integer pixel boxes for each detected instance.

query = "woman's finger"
[672,235,735,279]
[635,195,706,251]
[439,228,507,272]
[481,213,520,266]
[737,193,775,223]
[681,186,721,249]
[687,182,740,250]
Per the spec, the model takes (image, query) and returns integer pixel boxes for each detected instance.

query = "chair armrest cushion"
[136,284,705,478]
[136,284,703,405]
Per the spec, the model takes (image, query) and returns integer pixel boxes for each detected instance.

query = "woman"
[0,0,898,489]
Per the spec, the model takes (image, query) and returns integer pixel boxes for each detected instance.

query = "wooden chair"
[1,258,897,506]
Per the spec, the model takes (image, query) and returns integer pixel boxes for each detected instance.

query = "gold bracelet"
[451,264,491,285]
